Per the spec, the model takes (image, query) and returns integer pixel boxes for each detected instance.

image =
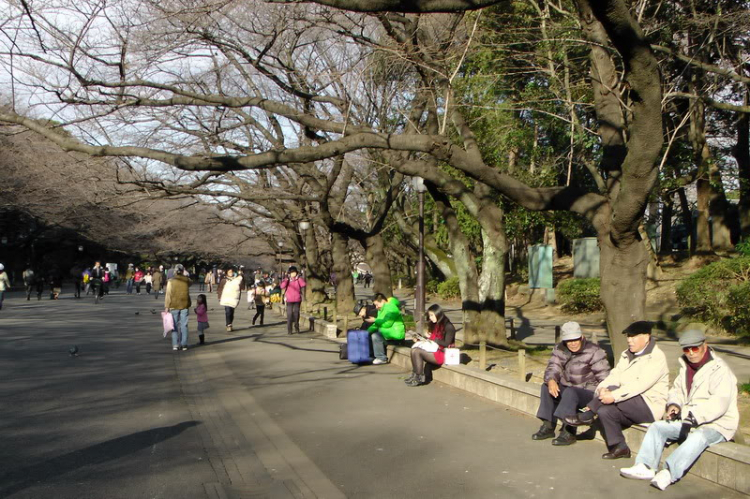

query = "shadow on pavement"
[0,421,200,497]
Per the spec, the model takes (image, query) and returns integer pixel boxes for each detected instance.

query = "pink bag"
[161,311,174,337]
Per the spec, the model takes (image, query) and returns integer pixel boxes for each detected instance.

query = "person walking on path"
[280,266,306,335]
[0,264,11,310]
[165,263,192,351]
[252,283,267,326]
[217,268,242,332]
[90,261,106,302]
[619,330,739,490]
[532,321,610,446]
[134,267,144,295]
[405,304,456,387]
[125,263,135,294]
[565,321,669,459]
[152,266,164,299]
[23,265,35,301]
[195,294,209,345]
[367,293,405,365]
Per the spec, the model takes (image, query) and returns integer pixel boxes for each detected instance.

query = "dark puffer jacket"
[543,338,611,391]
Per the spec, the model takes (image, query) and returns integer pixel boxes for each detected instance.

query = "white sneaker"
[173,347,179,351]
[620,463,655,480]
[372,358,387,365]
[650,469,672,490]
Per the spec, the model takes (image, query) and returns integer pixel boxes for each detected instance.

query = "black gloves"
[676,412,698,444]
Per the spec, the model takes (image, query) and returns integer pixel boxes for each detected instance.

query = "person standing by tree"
[281,266,306,335]
[0,264,11,310]
[217,267,242,332]
[165,263,192,351]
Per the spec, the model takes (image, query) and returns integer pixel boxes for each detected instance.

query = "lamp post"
[413,176,427,335]
[277,241,284,278]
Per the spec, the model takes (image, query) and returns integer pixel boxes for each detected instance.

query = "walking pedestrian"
[90,261,105,301]
[280,266,306,335]
[195,293,209,345]
[252,283,267,326]
[145,269,153,294]
[125,263,135,294]
[152,266,164,300]
[165,263,192,351]
[23,265,35,301]
[134,267,144,294]
[0,264,11,310]
[217,267,242,332]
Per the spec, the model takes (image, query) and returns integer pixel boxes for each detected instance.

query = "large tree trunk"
[599,236,648,358]
[331,232,355,320]
[362,233,393,297]
[427,185,483,346]
[302,226,328,308]
[734,89,750,239]
[677,187,695,254]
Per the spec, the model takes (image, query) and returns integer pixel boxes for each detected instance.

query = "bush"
[557,278,602,313]
[437,277,461,299]
[425,279,440,295]
[676,256,750,337]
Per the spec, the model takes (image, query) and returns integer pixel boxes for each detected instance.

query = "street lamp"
[413,176,427,336]
[78,245,84,252]
[298,221,311,231]
[278,241,284,277]
[0,237,7,245]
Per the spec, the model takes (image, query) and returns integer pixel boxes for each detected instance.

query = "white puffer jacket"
[596,339,669,420]
[219,276,242,308]
[668,350,739,441]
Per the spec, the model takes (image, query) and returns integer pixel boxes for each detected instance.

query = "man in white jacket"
[565,320,669,459]
[620,329,738,490]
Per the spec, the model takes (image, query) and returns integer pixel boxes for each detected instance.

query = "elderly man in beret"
[565,320,669,459]
[620,330,738,490]
[532,321,610,446]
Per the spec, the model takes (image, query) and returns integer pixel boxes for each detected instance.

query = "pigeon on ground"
[135,311,140,315]
[69,346,79,357]
[150,309,157,314]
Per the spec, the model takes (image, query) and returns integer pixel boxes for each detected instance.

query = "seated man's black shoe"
[602,443,631,460]
[563,411,595,427]
[531,422,555,440]
[551,430,576,446]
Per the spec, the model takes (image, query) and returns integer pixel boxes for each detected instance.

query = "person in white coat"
[0,263,11,310]
[565,320,669,459]
[620,329,738,490]
[217,268,242,332]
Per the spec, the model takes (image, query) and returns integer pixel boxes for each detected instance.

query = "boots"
[199,334,205,345]
[532,421,556,441]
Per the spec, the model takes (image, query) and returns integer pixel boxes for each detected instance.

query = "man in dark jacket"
[532,321,610,446]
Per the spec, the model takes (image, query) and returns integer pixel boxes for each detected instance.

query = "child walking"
[195,294,209,345]
[253,283,267,326]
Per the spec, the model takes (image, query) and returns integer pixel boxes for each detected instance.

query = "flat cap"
[679,329,706,348]
[622,320,653,336]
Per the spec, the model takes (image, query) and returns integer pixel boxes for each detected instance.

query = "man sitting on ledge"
[565,320,669,459]
[532,321,610,446]
[620,330,738,490]
[367,293,405,365]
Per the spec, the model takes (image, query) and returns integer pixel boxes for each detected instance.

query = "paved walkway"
[0,289,745,498]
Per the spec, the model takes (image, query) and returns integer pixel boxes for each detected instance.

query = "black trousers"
[536,384,595,428]
[253,305,265,325]
[589,395,654,447]
[286,302,301,334]
[225,306,235,326]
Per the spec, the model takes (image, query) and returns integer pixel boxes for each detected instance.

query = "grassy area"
[740,382,750,395]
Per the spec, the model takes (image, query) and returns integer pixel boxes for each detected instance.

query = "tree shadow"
[0,421,200,497]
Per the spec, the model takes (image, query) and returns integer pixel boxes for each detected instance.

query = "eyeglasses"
[682,344,703,354]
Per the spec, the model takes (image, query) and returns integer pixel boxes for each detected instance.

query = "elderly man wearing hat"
[165,263,192,351]
[620,329,738,490]
[532,321,611,446]
[565,320,669,459]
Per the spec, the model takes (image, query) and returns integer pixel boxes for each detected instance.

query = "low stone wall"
[276,308,750,494]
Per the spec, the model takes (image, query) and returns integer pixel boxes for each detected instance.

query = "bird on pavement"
[69,346,79,357]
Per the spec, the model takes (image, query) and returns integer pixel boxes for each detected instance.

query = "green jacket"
[368,297,405,340]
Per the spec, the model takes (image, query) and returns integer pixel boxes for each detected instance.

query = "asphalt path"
[0,289,744,498]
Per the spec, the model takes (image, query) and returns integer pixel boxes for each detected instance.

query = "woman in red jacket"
[405,304,456,387]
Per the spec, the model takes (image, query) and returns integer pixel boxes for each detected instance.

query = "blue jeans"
[0,290,5,310]
[370,331,387,361]
[636,420,725,481]
[171,309,189,348]
[126,278,134,294]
